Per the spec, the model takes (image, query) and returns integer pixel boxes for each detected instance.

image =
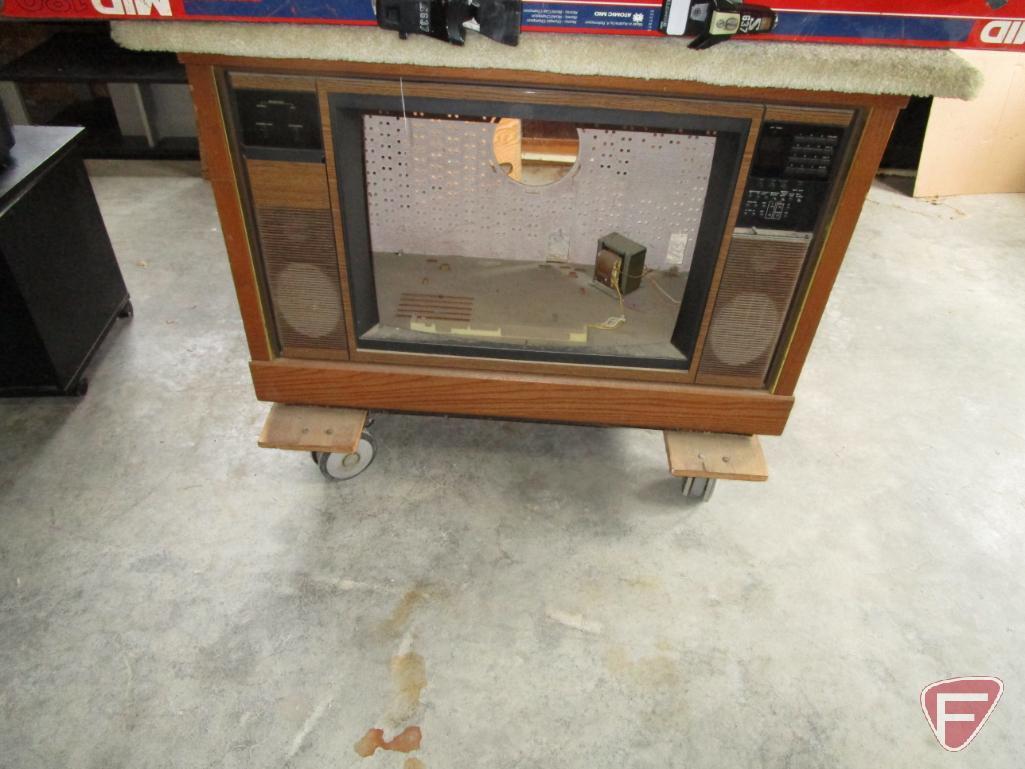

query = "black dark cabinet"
[0,125,130,396]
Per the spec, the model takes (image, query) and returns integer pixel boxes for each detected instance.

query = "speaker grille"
[697,231,810,386]
[256,206,347,352]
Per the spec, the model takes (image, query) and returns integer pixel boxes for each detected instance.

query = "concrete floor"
[1,163,1023,769]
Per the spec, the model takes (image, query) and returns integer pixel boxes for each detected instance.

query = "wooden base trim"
[280,346,349,361]
[250,359,793,435]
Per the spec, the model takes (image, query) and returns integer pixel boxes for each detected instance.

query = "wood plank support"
[664,431,768,482]
[259,403,367,454]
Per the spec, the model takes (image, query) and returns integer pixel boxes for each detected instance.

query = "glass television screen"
[330,95,748,371]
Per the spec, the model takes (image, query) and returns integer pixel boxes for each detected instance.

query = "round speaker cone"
[274,263,343,339]
[707,291,779,367]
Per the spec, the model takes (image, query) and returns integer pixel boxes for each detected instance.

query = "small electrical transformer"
[593,233,646,297]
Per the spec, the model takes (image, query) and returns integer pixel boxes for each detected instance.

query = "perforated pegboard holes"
[363,115,715,270]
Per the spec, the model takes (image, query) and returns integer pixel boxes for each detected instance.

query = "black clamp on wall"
[376,0,522,46]
[686,1,777,48]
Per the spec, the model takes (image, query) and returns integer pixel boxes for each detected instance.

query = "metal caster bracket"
[312,430,377,481]
[681,475,717,501]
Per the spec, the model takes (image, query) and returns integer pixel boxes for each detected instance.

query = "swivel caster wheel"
[681,476,716,502]
[311,430,377,481]
[117,300,134,319]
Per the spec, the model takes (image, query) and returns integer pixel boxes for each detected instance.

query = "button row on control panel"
[792,144,835,156]
[793,144,835,154]
[787,156,831,168]
[785,165,829,178]
[744,188,805,203]
[743,200,792,222]
[751,177,806,190]
[795,134,839,147]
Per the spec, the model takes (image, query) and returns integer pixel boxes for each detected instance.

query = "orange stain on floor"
[353,725,422,757]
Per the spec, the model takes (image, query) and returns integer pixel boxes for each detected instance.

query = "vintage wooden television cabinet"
[183,54,905,488]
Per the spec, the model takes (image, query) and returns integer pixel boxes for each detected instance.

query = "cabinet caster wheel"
[117,300,134,319]
[74,378,89,397]
[681,476,716,502]
[313,430,376,481]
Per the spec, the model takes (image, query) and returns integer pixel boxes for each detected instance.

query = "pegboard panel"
[363,115,716,270]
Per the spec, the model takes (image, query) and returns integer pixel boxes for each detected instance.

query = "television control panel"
[738,122,846,232]
[234,88,323,160]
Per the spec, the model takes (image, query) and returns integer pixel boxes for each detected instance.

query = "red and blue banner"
[2,0,1024,50]
[768,1,1025,50]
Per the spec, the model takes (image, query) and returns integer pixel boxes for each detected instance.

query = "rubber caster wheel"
[117,300,134,319]
[313,430,376,481]
[73,378,89,397]
[681,476,716,502]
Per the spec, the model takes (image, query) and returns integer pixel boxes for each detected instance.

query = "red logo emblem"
[921,677,1003,751]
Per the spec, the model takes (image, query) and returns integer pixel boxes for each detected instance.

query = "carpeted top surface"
[112,22,980,99]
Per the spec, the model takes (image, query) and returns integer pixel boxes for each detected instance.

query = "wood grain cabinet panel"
[181,54,904,436]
